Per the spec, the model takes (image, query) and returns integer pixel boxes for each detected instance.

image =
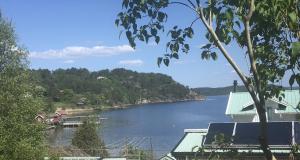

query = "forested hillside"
[31,68,200,111]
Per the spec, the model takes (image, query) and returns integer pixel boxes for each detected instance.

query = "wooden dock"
[62,116,107,120]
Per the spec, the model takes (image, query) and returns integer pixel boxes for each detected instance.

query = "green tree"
[71,119,108,157]
[44,98,56,113]
[0,14,45,159]
[59,89,75,102]
[116,0,300,159]
[124,145,151,160]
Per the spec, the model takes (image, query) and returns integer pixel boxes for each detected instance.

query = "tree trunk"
[198,6,276,160]
[255,99,276,160]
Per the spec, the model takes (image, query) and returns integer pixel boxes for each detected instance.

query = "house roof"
[159,153,176,160]
[172,129,207,153]
[225,90,300,115]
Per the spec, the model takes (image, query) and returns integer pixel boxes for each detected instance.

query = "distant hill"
[192,86,298,96]
[31,68,202,109]
[192,86,247,96]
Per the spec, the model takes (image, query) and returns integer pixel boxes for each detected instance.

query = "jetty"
[61,116,105,127]
[62,121,101,127]
[43,115,107,129]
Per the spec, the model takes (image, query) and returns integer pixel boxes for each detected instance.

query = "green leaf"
[235,21,241,28]
[288,12,297,24]
[129,39,136,48]
[155,36,160,44]
[133,23,137,32]
[118,30,123,39]
[163,58,170,66]
[185,27,194,38]
[292,42,300,58]
[201,50,210,60]
[296,74,300,86]
[122,0,129,8]
[156,23,162,30]
[211,52,217,60]
[289,74,295,87]
[126,31,132,40]
[115,19,120,26]
[158,12,165,22]
[157,57,163,67]
[201,43,212,49]
[184,44,190,51]
[138,35,145,41]
[288,12,298,29]
[151,28,157,36]
[172,53,179,59]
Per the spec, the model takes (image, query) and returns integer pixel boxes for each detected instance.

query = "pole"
[125,137,128,158]
[149,137,153,160]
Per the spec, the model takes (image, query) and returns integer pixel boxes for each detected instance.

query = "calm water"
[47,95,230,157]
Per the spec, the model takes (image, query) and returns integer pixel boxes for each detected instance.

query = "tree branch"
[244,0,255,21]
[169,1,198,13]
[190,17,200,28]
[197,7,257,98]
[243,2,277,159]
[208,0,212,27]
[243,0,262,100]
[186,0,196,9]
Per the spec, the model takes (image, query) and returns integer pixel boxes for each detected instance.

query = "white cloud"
[231,70,236,73]
[63,60,75,64]
[119,59,144,66]
[30,45,134,59]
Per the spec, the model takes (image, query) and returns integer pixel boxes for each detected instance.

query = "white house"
[225,90,300,122]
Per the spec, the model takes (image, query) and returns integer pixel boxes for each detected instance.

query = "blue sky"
[0,0,258,88]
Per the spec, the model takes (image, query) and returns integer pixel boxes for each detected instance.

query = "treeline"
[192,86,247,96]
[192,86,298,96]
[31,68,198,110]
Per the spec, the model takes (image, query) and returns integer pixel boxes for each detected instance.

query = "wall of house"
[230,99,299,122]
[231,113,298,122]
[274,113,298,121]
[231,114,255,122]
[266,100,278,121]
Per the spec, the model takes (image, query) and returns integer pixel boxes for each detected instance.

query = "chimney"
[233,80,238,92]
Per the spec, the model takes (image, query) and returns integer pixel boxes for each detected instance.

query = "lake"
[47,95,230,158]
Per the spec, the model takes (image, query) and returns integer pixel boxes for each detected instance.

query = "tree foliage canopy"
[0,14,45,159]
[32,68,197,108]
[71,119,108,157]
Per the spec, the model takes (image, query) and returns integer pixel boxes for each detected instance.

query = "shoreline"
[56,98,205,116]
